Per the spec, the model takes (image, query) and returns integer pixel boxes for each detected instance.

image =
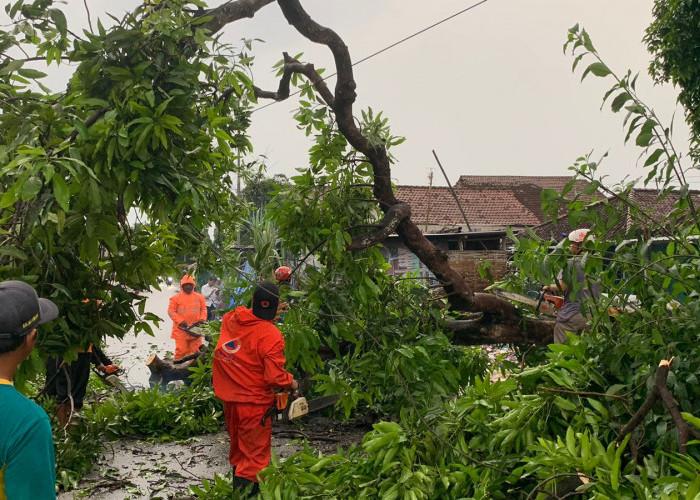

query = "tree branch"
[347,202,410,251]
[251,52,335,107]
[200,0,276,35]
[276,0,490,315]
[67,108,109,142]
[616,358,694,454]
[449,313,554,345]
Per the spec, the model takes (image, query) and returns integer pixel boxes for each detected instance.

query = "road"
[103,283,182,389]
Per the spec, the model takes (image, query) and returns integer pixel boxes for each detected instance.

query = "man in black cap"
[212,281,298,495]
[0,280,59,499]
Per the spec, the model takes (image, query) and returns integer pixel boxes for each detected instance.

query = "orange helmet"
[274,266,292,282]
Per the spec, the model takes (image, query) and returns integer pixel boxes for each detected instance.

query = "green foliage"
[0,0,253,358]
[240,172,290,211]
[88,381,222,441]
[255,16,700,500]
[53,416,105,491]
[646,0,700,149]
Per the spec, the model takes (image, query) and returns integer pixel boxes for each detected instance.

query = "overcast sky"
[5,0,698,189]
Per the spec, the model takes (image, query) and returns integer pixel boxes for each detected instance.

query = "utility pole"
[424,169,434,233]
[432,150,472,232]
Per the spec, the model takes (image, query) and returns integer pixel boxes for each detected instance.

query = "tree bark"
[449,315,555,345]
[146,353,202,381]
[201,0,276,36]
[616,358,700,454]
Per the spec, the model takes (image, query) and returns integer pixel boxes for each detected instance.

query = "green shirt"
[0,383,55,499]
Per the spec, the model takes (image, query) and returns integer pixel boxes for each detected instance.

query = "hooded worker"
[212,280,298,494]
[168,274,207,359]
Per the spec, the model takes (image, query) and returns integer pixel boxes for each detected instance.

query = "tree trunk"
[146,353,203,381]
[198,0,551,344]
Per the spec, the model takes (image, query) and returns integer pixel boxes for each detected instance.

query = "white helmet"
[568,228,594,244]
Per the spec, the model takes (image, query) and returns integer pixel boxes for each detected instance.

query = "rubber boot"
[233,476,259,497]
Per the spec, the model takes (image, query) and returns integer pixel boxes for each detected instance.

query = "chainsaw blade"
[286,394,340,421]
[306,394,340,413]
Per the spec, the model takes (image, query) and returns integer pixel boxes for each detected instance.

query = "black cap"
[0,281,59,339]
[252,281,279,321]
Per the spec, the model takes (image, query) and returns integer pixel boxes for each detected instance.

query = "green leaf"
[48,8,67,37]
[682,412,700,431]
[565,427,576,455]
[0,246,28,260]
[643,148,665,167]
[581,62,611,80]
[17,68,47,79]
[88,178,101,211]
[0,185,17,208]
[0,60,23,75]
[611,434,630,491]
[610,92,631,112]
[21,176,42,200]
[52,175,70,211]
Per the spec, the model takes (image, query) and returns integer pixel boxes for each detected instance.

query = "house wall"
[446,250,508,291]
[382,241,508,292]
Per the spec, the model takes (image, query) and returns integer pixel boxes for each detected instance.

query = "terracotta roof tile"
[529,188,700,241]
[395,185,542,227]
[454,175,592,196]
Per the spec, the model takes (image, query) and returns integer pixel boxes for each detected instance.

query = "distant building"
[385,175,602,289]
[531,188,700,242]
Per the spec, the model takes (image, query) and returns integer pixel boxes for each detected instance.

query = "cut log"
[146,352,203,382]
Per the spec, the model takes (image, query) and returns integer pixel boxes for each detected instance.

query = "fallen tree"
[199,0,554,343]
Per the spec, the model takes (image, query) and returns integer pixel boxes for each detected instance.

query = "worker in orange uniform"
[168,275,207,359]
[212,281,298,495]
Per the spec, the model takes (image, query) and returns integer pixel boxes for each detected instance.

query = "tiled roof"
[454,175,592,196]
[395,185,543,227]
[529,188,700,241]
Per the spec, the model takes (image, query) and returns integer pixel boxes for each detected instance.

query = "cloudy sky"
[5,0,697,188]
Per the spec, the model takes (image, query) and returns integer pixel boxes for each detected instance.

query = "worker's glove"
[104,364,119,375]
[178,321,189,329]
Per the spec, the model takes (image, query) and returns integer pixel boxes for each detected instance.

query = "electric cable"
[251,0,490,114]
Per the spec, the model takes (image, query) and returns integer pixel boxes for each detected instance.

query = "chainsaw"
[261,390,340,426]
[492,289,562,316]
[92,366,128,392]
[180,322,213,342]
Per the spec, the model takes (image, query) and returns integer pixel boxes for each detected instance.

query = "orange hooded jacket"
[212,306,294,405]
[168,275,207,340]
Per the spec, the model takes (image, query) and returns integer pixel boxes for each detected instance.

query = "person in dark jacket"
[45,344,119,428]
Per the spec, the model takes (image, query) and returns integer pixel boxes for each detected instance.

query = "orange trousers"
[223,402,272,482]
[174,337,202,359]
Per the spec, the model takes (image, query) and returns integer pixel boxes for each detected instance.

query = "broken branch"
[616,358,694,453]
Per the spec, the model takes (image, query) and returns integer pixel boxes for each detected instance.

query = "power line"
[251,0,490,114]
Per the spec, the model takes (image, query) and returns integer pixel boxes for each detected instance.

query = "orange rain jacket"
[168,275,207,340]
[212,306,294,405]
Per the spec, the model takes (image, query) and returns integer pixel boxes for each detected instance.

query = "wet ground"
[57,287,369,499]
[103,284,182,390]
[57,416,369,499]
